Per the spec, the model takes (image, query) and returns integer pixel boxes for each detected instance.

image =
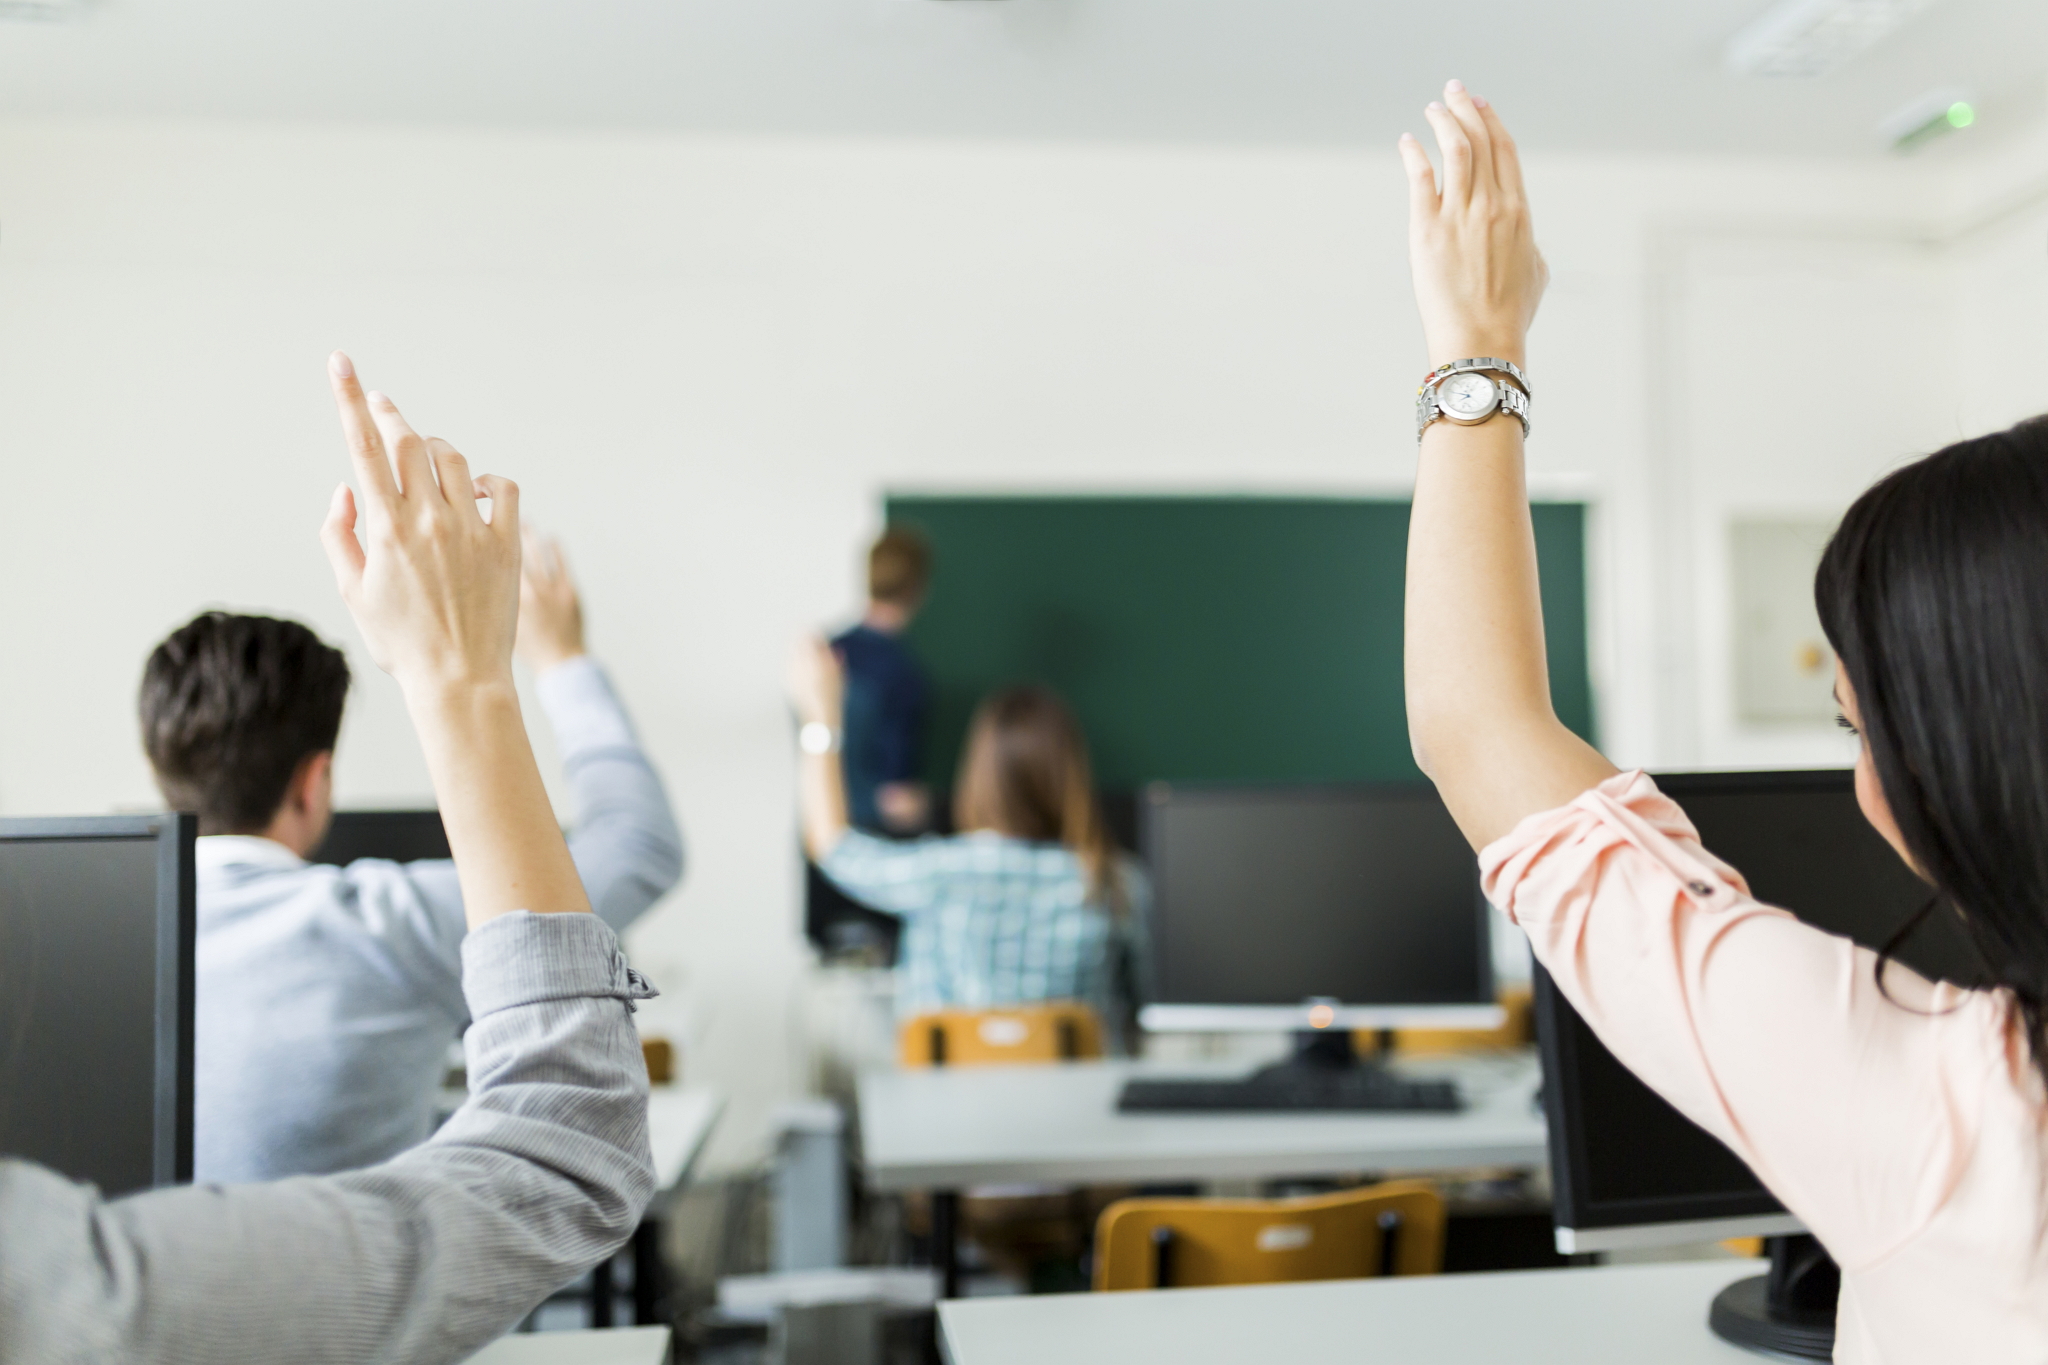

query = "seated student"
[790,643,1148,1039]
[833,526,935,834]
[140,541,682,1183]
[3,357,652,1361]
[1402,84,2048,1357]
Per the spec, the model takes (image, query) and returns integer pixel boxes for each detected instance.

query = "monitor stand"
[1707,1234,1838,1360]
[1115,1025,1459,1113]
[1247,1026,1387,1083]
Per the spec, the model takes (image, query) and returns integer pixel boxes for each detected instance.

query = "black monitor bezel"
[1536,769,1898,1236]
[309,808,452,867]
[0,813,197,1188]
[1139,780,1497,1012]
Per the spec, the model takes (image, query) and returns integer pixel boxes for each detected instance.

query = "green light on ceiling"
[1947,102,1976,129]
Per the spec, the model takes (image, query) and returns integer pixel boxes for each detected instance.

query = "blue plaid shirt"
[819,830,1151,1031]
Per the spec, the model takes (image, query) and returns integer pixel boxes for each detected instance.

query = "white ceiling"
[0,0,2042,156]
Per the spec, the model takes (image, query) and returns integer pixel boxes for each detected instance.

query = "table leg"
[932,1190,962,1300]
[632,1216,668,1326]
[590,1254,616,1328]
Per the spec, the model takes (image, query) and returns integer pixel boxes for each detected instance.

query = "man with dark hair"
[831,526,934,833]
[142,536,683,1183]
[141,614,355,842]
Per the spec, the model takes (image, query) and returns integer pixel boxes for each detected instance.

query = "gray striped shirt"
[0,911,656,1365]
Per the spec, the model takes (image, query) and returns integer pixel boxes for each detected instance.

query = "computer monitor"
[805,860,904,964]
[310,809,451,866]
[0,814,198,1195]
[1139,782,1502,1033]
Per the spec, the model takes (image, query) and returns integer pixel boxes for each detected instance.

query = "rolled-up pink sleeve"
[1482,770,2001,1272]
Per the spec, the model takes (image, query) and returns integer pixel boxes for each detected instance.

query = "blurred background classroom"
[2,1,2046,1361]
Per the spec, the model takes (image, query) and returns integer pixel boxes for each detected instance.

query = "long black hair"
[1815,413,2048,1090]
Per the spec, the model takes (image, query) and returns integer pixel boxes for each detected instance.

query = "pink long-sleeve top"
[1482,770,2048,1362]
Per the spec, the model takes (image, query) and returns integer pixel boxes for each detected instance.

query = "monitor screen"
[0,816,196,1196]
[310,809,451,867]
[1539,770,1981,1249]
[1141,783,1494,1028]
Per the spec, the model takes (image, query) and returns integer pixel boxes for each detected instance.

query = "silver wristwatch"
[1415,357,1531,442]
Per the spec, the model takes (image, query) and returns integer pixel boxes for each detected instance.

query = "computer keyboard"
[1116,1067,1462,1114]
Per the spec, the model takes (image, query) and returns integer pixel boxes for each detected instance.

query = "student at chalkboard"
[832,527,935,834]
[789,642,1150,1042]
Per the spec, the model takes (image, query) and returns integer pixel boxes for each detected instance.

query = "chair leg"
[632,1217,667,1325]
[1377,1211,1403,1277]
[1151,1226,1175,1289]
[933,1190,962,1299]
[590,1254,615,1328]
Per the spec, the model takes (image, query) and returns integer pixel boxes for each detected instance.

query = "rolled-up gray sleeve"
[537,656,686,934]
[0,911,657,1365]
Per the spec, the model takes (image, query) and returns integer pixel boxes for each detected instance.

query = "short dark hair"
[868,527,933,607]
[1816,413,2048,1092]
[139,612,352,835]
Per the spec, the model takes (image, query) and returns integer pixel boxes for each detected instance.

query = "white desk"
[648,1087,724,1193]
[939,1261,1765,1365]
[465,1326,669,1365]
[860,1053,1544,1298]
[859,1052,1545,1191]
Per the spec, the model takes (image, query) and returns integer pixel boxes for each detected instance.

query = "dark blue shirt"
[832,624,931,832]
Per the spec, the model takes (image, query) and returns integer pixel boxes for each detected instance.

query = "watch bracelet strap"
[1418,355,1531,397]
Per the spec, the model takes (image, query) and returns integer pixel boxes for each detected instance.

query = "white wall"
[0,116,2022,1168]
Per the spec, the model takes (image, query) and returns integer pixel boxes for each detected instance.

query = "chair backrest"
[1093,1180,1446,1292]
[897,1002,1105,1068]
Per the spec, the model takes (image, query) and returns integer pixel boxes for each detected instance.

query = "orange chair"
[1093,1181,1446,1292]
[898,1002,1105,1068]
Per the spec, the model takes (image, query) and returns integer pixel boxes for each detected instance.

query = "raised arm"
[1399,81,1616,849]
[0,355,655,1364]
[790,636,853,862]
[517,532,685,932]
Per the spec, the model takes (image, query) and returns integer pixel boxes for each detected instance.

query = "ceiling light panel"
[1726,0,1939,78]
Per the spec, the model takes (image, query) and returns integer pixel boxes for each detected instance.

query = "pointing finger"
[328,352,397,506]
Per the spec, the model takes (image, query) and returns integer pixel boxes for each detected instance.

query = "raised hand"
[319,352,522,696]
[516,531,588,673]
[318,351,589,923]
[1397,79,1548,370]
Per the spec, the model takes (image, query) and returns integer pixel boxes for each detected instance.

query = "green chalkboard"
[888,496,1591,790]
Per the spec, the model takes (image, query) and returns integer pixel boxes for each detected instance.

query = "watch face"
[1439,372,1498,419]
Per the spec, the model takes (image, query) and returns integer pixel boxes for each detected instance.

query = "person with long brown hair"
[789,641,1148,1039]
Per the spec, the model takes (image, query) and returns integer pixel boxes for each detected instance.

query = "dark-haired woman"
[790,645,1149,1041]
[1402,83,2048,1357]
